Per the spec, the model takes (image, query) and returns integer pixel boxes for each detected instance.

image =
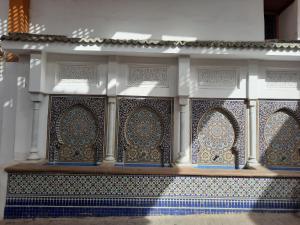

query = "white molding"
[4,41,300,61]
[126,64,169,88]
[55,62,98,84]
[265,68,300,89]
[51,61,107,94]
[197,66,240,89]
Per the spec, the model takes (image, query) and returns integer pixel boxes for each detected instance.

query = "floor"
[0,213,300,225]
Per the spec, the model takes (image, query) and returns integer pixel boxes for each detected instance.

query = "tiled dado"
[117,97,173,166]
[191,99,246,168]
[4,173,300,218]
[259,100,300,169]
[47,95,106,164]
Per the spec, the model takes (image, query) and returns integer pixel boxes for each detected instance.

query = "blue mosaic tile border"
[5,197,300,218]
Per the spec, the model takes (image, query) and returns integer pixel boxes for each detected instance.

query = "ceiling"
[264,0,295,14]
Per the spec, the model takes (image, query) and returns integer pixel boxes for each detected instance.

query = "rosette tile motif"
[48,95,106,163]
[191,99,246,168]
[117,97,172,165]
[125,107,163,163]
[197,109,235,165]
[259,100,300,168]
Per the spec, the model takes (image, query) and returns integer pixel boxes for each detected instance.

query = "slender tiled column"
[27,93,43,160]
[105,97,116,162]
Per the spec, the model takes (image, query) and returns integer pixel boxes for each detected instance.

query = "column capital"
[108,96,117,103]
[30,93,45,102]
[179,96,189,106]
[246,99,257,108]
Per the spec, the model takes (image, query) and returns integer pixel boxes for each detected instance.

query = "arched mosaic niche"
[264,108,300,168]
[191,99,246,168]
[196,108,238,166]
[56,104,98,162]
[117,97,172,166]
[47,95,106,164]
[125,107,164,163]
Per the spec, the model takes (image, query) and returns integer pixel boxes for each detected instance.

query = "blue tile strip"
[5,197,300,219]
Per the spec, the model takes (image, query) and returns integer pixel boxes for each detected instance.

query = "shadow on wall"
[191,99,246,169]
[248,101,300,225]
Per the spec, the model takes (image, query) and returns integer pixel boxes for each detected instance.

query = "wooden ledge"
[4,163,300,178]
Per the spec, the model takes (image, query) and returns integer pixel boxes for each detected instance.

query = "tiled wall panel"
[4,173,300,218]
[117,97,173,166]
[259,100,300,169]
[47,95,106,164]
[191,99,246,168]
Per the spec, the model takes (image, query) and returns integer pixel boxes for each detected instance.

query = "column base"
[27,152,40,161]
[175,154,190,166]
[245,158,260,169]
[103,157,116,166]
[174,162,192,167]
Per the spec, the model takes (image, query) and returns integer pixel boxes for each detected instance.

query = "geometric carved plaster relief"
[58,63,98,81]
[197,67,240,89]
[266,70,300,89]
[128,64,168,87]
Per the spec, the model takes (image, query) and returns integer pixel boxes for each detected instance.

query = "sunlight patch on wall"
[0,18,8,36]
[162,35,197,41]
[53,79,90,94]
[29,23,46,34]
[112,32,152,40]
[72,28,95,38]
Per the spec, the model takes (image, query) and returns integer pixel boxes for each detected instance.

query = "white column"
[104,97,116,162]
[104,56,118,164]
[176,97,190,165]
[176,55,191,165]
[246,100,259,168]
[27,93,44,160]
[246,60,260,168]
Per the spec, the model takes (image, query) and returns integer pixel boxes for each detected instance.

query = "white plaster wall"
[190,59,247,98]
[257,60,300,99]
[279,0,298,40]
[0,62,18,164]
[13,56,33,161]
[0,0,8,37]
[30,0,264,41]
